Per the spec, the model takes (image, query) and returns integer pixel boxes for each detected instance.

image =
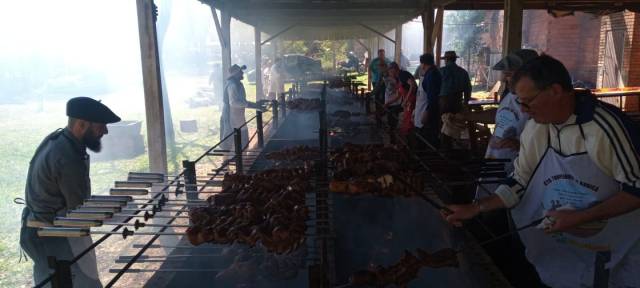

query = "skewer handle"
[110,188,149,196]
[83,199,128,207]
[115,181,153,188]
[66,211,114,220]
[54,218,103,228]
[90,195,133,202]
[75,206,122,213]
[38,227,90,238]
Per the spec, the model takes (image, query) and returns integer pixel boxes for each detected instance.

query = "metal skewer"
[53,218,190,230]
[67,210,188,221]
[37,227,184,239]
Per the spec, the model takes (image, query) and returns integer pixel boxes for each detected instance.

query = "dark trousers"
[386,105,402,131]
[20,209,102,288]
[440,93,464,114]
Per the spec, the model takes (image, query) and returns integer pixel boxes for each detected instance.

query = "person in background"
[368,49,391,89]
[385,62,417,138]
[261,59,272,97]
[462,48,538,194]
[379,61,401,132]
[220,64,262,149]
[414,53,442,148]
[443,55,640,287]
[20,97,121,287]
[267,58,286,101]
[371,61,388,112]
[439,51,472,149]
[399,52,410,71]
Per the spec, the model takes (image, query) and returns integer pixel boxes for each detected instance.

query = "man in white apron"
[462,49,538,195]
[443,55,640,287]
[20,97,120,287]
[220,64,262,150]
[267,58,287,101]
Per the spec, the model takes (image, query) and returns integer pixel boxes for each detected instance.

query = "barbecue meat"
[330,143,424,198]
[188,168,310,254]
[349,248,459,287]
[266,145,321,162]
[286,98,322,111]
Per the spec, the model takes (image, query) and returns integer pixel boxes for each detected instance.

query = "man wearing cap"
[20,97,120,287]
[220,64,262,149]
[439,51,472,149]
[443,55,640,287]
[462,49,538,189]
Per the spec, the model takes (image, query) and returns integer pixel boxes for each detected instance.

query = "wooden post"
[434,7,444,67]
[221,10,232,82]
[394,24,403,64]
[255,27,263,100]
[422,5,435,54]
[502,0,523,56]
[136,0,167,174]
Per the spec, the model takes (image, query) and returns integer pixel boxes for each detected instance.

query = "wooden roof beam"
[360,23,396,44]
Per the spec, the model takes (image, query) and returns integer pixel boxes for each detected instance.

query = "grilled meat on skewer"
[349,248,459,287]
[187,168,310,254]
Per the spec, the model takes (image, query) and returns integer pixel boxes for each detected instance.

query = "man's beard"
[83,128,102,152]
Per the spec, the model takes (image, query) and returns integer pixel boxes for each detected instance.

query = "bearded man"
[20,96,120,287]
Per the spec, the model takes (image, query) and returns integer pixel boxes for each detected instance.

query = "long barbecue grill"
[35,79,512,288]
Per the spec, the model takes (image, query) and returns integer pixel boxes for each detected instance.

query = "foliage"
[443,11,488,62]
[280,40,350,70]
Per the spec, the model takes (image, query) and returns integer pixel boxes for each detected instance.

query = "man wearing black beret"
[20,97,120,287]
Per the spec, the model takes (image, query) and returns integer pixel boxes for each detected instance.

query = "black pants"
[386,105,402,131]
[440,93,463,114]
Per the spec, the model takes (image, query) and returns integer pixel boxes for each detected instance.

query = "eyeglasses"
[515,87,547,110]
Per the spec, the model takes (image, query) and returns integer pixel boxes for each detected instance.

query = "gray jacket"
[25,128,90,223]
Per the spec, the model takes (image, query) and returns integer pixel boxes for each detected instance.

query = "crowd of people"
[371,47,640,287]
[370,48,472,150]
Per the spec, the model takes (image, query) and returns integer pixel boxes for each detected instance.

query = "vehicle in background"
[282,54,323,80]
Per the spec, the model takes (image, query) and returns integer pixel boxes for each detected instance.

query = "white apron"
[485,93,529,171]
[511,136,640,287]
[477,93,529,197]
[220,80,249,149]
[414,80,428,129]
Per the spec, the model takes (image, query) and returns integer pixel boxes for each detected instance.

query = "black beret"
[66,97,121,124]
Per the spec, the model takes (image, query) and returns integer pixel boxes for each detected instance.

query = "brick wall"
[523,11,601,86]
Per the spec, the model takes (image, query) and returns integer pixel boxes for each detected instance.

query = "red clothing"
[398,83,416,136]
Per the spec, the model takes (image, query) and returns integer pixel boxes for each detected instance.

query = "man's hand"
[544,209,588,234]
[440,204,481,227]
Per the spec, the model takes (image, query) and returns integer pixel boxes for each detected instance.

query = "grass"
[0,74,267,287]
